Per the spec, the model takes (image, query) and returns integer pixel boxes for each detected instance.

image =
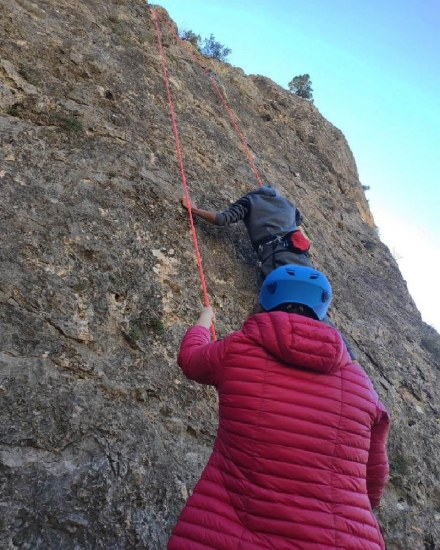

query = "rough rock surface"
[1,1,439,549]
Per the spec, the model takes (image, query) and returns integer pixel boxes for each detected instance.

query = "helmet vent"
[309,274,319,279]
[267,282,278,295]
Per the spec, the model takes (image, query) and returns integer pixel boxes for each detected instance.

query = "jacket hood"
[241,312,348,374]
[246,185,279,198]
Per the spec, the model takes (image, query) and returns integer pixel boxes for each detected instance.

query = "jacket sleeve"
[215,195,251,226]
[367,402,391,508]
[177,325,229,387]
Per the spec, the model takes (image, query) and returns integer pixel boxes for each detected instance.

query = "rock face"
[1,1,439,548]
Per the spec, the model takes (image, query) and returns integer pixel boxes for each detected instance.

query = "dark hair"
[251,302,318,320]
[270,302,318,319]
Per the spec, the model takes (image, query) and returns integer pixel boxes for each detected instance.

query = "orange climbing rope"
[208,77,263,187]
[152,8,216,341]
[153,8,263,188]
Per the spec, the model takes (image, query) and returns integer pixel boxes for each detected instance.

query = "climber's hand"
[180,196,192,210]
[196,306,215,329]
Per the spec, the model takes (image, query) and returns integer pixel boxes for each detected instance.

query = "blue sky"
[155,0,440,329]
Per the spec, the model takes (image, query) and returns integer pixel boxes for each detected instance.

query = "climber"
[168,265,390,550]
[180,184,312,279]
[180,184,357,360]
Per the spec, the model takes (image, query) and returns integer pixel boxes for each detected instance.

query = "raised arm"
[178,307,229,387]
[180,195,251,227]
[180,197,217,224]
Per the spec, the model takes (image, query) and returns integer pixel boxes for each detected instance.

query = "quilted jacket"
[168,312,390,550]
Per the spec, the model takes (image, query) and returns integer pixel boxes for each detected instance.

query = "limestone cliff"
[1,1,439,549]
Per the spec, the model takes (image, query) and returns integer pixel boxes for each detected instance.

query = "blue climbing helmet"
[259,265,332,320]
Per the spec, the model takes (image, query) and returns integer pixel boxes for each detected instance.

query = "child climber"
[180,184,312,278]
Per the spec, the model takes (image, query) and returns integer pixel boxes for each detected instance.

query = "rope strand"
[152,8,216,340]
[154,9,263,187]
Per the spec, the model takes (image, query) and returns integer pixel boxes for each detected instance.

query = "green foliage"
[18,65,39,86]
[391,454,410,475]
[288,74,313,101]
[129,325,143,341]
[200,34,232,62]
[422,335,440,356]
[150,317,165,335]
[179,27,232,62]
[72,280,88,292]
[7,105,19,117]
[421,325,440,367]
[180,29,201,48]
[56,114,83,132]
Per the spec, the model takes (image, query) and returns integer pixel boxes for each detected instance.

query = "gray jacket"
[215,186,302,249]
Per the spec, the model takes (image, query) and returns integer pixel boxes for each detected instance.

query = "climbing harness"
[257,236,284,252]
[257,236,284,273]
[257,232,312,275]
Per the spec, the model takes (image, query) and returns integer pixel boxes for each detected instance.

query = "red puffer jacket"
[168,312,390,550]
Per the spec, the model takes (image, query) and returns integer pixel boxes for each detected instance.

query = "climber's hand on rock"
[180,196,192,210]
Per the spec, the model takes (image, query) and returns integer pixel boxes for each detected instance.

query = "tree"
[179,29,201,48]
[200,34,232,62]
[288,74,313,101]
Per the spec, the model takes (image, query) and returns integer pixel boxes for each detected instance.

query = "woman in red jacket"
[169,265,390,550]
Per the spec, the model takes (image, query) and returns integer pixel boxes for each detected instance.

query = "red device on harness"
[286,230,311,254]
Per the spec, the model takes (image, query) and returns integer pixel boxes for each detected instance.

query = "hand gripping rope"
[152,8,216,340]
